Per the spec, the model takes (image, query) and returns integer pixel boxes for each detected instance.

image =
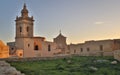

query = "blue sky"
[0,0,120,44]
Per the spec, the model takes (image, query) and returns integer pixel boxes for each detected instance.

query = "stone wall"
[0,55,72,62]
[69,40,115,56]
[114,50,120,61]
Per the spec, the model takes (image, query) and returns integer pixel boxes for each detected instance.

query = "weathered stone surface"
[114,50,120,61]
[94,59,109,63]
[0,61,25,75]
[89,66,98,71]
[111,61,117,65]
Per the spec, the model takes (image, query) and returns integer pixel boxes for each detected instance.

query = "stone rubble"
[111,61,118,65]
[89,66,98,71]
[0,61,25,75]
[94,59,109,63]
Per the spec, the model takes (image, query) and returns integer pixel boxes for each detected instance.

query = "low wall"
[0,55,73,62]
[0,54,114,62]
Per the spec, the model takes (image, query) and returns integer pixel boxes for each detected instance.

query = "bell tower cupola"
[21,3,28,17]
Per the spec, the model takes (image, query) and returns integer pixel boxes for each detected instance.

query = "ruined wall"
[7,42,16,55]
[69,40,115,56]
[40,41,61,57]
[114,50,120,61]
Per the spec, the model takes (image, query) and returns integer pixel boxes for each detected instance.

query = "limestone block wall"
[114,50,120,61]
[16,38,35,57]
[33,37,45,51]
[39,41,61,57]
[69,40,114,56]
[7,42,16,55]
[15,38,25,50]
[16,49,23,58]
[22,38,35,57]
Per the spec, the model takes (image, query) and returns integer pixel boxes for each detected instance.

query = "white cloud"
[94,22,104,25]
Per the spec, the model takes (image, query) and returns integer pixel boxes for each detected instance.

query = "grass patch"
[8,56,120,75]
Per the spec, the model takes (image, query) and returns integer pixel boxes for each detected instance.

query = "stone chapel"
[7,3,120,58]
[7,4,68,58]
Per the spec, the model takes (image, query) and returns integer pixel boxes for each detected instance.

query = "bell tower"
[15,4,35,57]
[15,3,34,38]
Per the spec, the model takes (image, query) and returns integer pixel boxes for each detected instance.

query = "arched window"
[34,45,39,50]
[20,27,22,32]
[26,26,29,32]
[48,44,51,51]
